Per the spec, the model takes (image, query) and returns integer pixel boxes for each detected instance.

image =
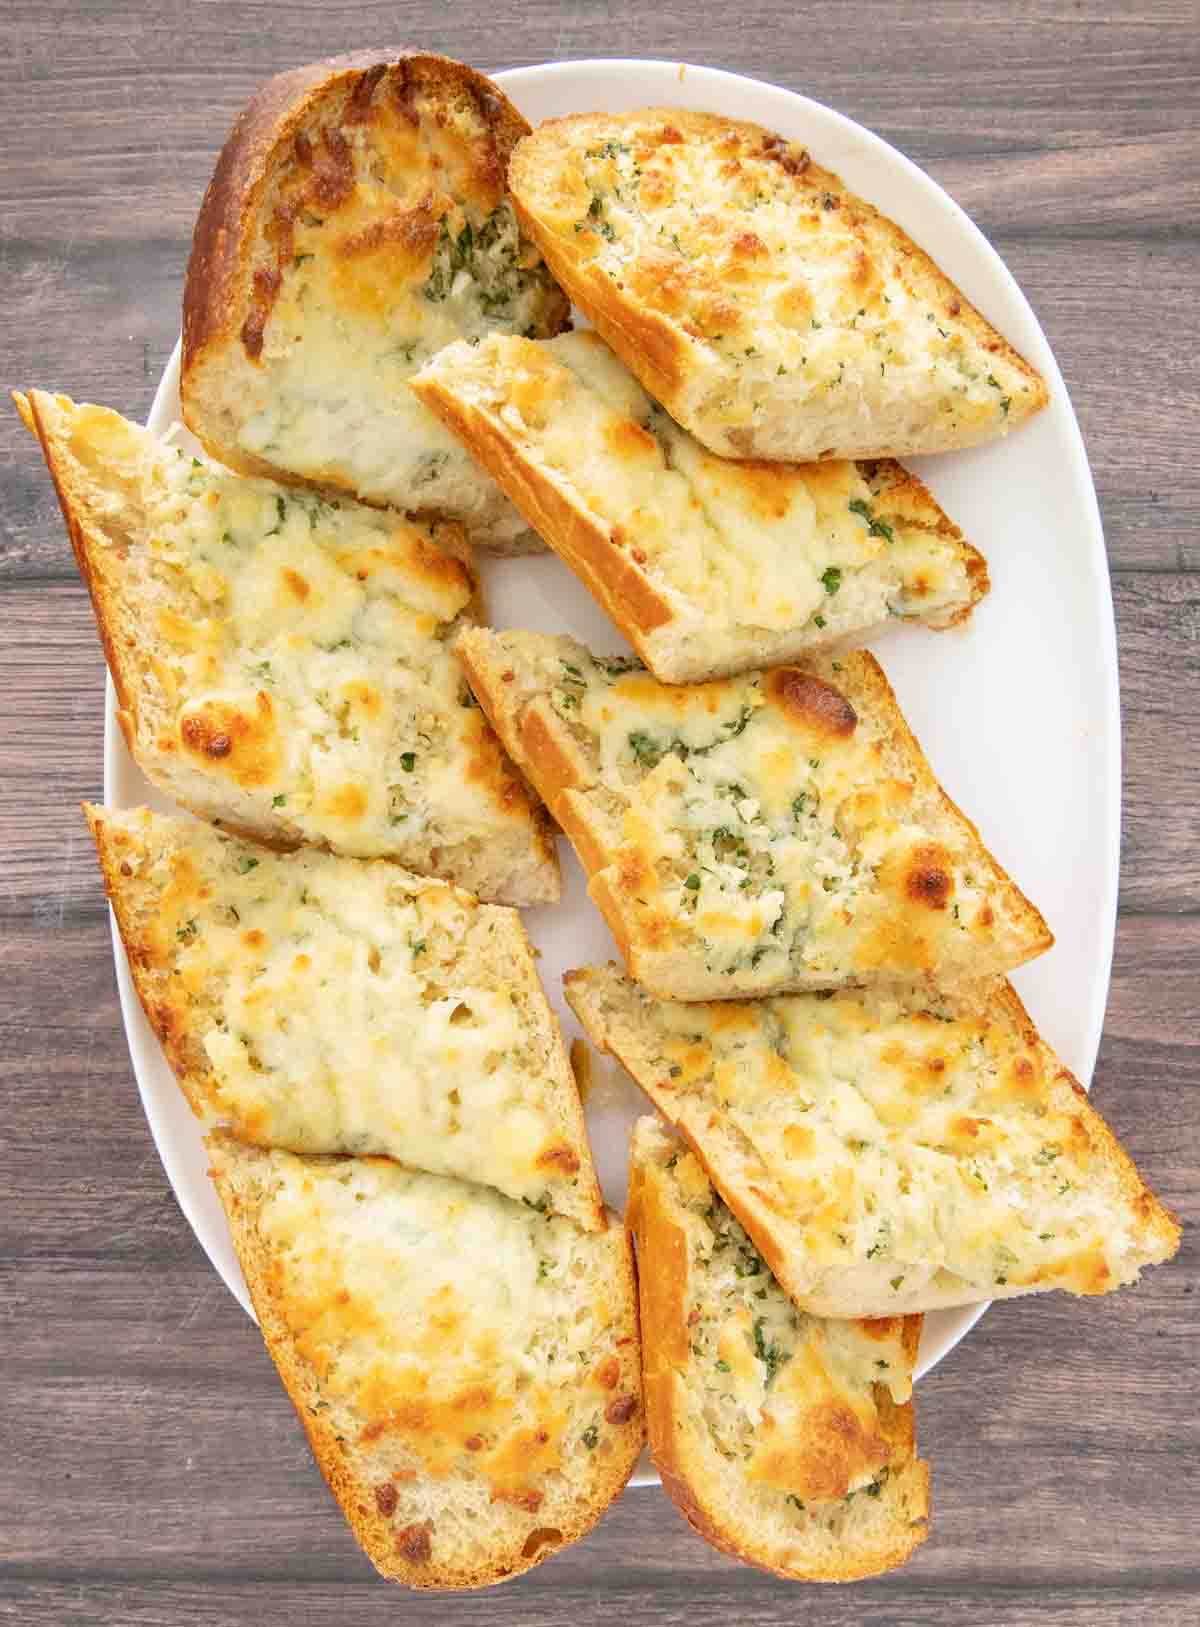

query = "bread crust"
[211,1140,643,1588]
[510,109,1048,463]
[627,1127,929,1581]
[20,392,143,755]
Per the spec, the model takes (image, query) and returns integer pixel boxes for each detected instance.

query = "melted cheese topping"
[423,333,978,662]
[516,112,1041,453]
[606,973,1154,1302]
[532,638,1029,990]
[132,817,575,1207]
[229,77,566,539]
[650,1134,908,1506]
[246,1151,629,1494]
[142,448,541,873]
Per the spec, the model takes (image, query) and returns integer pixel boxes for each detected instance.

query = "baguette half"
[509,108,1047,462]
[456,627,1052,1000]
[571,966,1181,1317]
[210,1139,643,1587]
[628,1117,928,1581]
[20,389,557,906]
[182,53,571,552]
[88,806,601,1229]
[412,332,988,683]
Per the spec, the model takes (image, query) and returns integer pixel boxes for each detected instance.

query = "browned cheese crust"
[184,51,542,437]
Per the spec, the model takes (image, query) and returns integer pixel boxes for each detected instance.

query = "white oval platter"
[104,58,1120,1487]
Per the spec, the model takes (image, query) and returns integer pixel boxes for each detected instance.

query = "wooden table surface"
[3,3,1197,1622]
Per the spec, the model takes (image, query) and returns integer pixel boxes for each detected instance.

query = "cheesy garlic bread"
[456,628,1052,999]
[412,331,988,683]
[572,967,1181,1318]
[21,390,557,906]
[88,807,600,1229]
[509,108,1047,463]
[182,54,570,552]
[628,1117,928,1581]
[211,1140,642,1587]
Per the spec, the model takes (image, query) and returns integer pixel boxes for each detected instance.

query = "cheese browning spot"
[179,692,280,786]
[395,1522,433,1563]
[766,668,857,738]
[903,844,954,911]
[323,783,369,822]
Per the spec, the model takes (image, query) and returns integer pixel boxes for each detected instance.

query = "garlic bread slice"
[629,1117,928,1581]
[22,390,557,905]
[510,108,1046,462]
[572,967,1181,1317]
[88,807,600,1229]
[456,627,1051,998]
[412,332,988,684]
[211,1140,642,1587]
[182,54,570,552]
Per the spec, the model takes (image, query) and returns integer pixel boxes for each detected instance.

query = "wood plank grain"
[5,242,1197,582]
[2,1,1198,1621]
[0,572,1194,919]
[3,1577,1200,1627]
[0,910,1194,1588]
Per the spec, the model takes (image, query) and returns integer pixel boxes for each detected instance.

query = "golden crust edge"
[21,392,151,759]
[82,803,216,1123]
[498,910,606,1233]
[410,369,677,651]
